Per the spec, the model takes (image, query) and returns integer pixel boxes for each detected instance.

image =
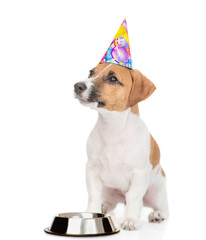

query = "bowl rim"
[55,212,109,220]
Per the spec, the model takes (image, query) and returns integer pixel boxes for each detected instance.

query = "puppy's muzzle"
[74,82,87,95]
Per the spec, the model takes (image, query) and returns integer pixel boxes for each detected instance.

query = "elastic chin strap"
[92,64,112,80]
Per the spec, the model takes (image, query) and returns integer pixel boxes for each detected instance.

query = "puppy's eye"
[103,73,123,86]
[88,70,94,78]
[108,76,119,84]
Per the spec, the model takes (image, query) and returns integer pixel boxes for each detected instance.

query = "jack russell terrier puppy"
[74,62,169,230]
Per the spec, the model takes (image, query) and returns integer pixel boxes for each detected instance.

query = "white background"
[0,0,206,239]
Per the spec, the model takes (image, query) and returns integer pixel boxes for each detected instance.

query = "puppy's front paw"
[121,218,141,230]
[148,211,166,223]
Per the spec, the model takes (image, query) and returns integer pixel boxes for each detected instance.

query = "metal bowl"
[44,212,120,237]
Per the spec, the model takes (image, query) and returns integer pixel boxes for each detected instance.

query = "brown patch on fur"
[93,63,156,111]
[129,70,156,107]
[161,168,166,177]
[131,104,139,115]
[93,63,133,111]
[150,135,160,169]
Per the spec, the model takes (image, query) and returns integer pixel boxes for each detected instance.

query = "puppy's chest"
[99,142,127,163]
[87,112,151,192]
[97,142,134,191]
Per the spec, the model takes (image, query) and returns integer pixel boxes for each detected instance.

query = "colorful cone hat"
[100,19,132,69]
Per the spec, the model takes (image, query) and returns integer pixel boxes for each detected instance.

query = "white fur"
[85,107,169,229]
[76,68,169,230]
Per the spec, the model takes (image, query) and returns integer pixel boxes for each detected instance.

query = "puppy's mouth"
[74,86,106,108]
[87,87,106,107]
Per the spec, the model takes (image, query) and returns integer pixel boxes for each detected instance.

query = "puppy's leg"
[101,187,125,213]
[144,167,169,223]
[148,182,169,223]
[86,162,103,213]
[121,169,150,230]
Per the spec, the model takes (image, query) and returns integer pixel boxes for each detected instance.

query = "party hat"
[100,19,132,69]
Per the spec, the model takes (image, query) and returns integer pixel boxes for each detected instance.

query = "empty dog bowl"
[44,212,120,237]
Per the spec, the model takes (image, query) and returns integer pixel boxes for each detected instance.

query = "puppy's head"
[74,63,156,111]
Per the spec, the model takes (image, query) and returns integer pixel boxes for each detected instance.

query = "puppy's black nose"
[74,82,87,94]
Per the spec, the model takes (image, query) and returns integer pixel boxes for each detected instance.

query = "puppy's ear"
[129,70,156,107]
